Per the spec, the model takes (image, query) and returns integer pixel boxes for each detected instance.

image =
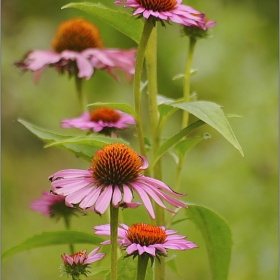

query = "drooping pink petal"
[112,186,122,206]
[94,185,113,214]
[78,187,103,209]
[131,184,155,219]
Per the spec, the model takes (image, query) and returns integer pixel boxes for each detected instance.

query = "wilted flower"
[115,0,205,27]
[15,18,136,82]
[30,192,77,220]
[61,107,135,135]
[94,223,198,258]
[49,143,187,219]
[60,247,105,279]
[183,17,216,39]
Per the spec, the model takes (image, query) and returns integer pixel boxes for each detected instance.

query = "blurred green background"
[2,0,278,279]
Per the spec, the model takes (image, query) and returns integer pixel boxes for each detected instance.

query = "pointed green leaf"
[62,2,143,43]
[173,136,204,162]
[45,135,128,148]
[88,267,110,277]
[165,255,181,278]
[186,205,232,280]
[158,104,178,131]
[88,102,137,118]
[2,231,103,261]
[151,120,205,168]
[170,101,244,156]
[157,95,183,132]
[19,119,128,162]
[18,118,70,143]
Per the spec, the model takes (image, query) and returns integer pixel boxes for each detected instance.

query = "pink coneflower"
[115,0,205,28]
[49,143,187,219]
[60,247,105,278]
[61,107,135,135]
[30,192,77,220]
[183,17,216,39]
[94,223,198,257]
[15,18,136,82]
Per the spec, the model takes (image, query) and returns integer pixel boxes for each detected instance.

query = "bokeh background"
[2,0,278,279]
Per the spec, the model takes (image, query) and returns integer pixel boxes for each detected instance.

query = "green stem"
[75,76,88,113]
[136,254,150,280]
[145,23,165,280]
[182,37,197,128]
[133,19,154,176]
[63,216,74,254]
[110,204,119,280]
[176,37,197,193]
[174,155,186,192]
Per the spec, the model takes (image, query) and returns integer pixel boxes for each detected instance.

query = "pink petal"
[131,184,155,219]
[94,186,113,214]
[112,186,122,206]
[79,187,103,209]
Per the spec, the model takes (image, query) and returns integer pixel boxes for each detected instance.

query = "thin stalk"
[174,155,186,192]
[176,37,197,192]
[145,24,165,280]
[75,76,88,113]
[63,216,74,254]
[110,204,119,280]
[133,19,154,176]
[182,37,197,128]
[136,254,150,280]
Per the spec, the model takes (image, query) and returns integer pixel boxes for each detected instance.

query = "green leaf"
[45,135,128,148]
[88,267,110,277]
[2,231,103,261]
[173,136,204,162]
[19,119,128,162]
[170,101,244,156]
[165,255,181,278]
[157,95,180,133]
[158,103,178,132]
[18,118,70,143]
[62,2,143,43]
[172,69,197,80]
[186,205,232,280]
[171,218,189,227]
[151,120,205,168]
[88,102,137,118]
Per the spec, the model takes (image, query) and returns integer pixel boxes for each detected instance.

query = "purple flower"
[15,18,136,82]
[61,247,105,278]
[115,0,206,28]
[61,107,135,135]
[30,192,77,220]
[94,223,198,257]
[49,143,187,219]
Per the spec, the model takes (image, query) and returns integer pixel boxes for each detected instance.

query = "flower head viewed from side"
[61,107,135,135]
[15,18,136,82]
[30,192,77,220]
[49,143,187,219]
[115,0,206,28]
[94,223,198,258]
[183,17,216,39]
[60,247,105,279]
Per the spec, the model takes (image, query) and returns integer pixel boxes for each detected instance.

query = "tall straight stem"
[63,216,74,254]
[182,37,197,128]
[110,204,119,280]
[176,37,197,192]
[145,24,165,280]
[75,76,88,113]
[133,20,154,176]
[136,254,150,280]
